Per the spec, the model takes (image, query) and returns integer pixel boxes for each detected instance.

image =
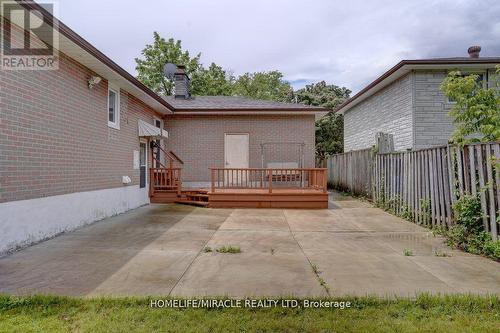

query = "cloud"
[58,0,500,94]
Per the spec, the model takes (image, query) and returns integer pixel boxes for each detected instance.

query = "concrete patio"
[1,192,499,297]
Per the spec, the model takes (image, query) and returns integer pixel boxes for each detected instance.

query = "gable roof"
[163,96,328,115]
[335,57,500,114]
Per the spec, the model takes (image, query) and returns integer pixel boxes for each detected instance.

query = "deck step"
[185,193,209,199]
[174,200,210,207]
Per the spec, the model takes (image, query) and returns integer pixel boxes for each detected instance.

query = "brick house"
[0,1,325,254]
[336,48,499,152]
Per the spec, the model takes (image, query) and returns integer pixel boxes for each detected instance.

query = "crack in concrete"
[281,210,331,297]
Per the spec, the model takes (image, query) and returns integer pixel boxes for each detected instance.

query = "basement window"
[108,84,120,129]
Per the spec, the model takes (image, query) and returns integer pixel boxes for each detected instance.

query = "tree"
[232,71,294,102]
[294,81,350,109]
[191,63,234,96]
[135,32,202,96]
[440,67,500,145]
[294,81,351,159]
[315,112,344,160]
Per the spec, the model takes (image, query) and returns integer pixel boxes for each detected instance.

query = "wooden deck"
[150,167,329,208]
[208,188,328,208]
[208,168,328,208]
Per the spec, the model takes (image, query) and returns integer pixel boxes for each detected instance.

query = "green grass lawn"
[1,294,499,332]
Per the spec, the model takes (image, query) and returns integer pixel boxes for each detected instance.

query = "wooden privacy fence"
[328,143,500,239]
[327,148,373,197]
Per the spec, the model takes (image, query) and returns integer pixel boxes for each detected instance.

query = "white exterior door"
[224,133,249,168]
[224,133,249,186]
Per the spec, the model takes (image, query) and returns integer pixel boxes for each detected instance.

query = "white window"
[108,84,120,129]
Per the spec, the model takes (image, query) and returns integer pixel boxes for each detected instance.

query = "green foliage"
[1,294,499,333]
[403,249,414,256]
[440,67,500,145]
[483,238,500,258]
[295,81,350,161]
[191,63,235,96]
[215,246,241,254]
[452,194,484,234]
[315,112,344,160]
[232,71,294,102]
[442,194,500,261]
[136,34,296,101]
[203,246,212,253]
[294,81,351,110]
[135,32,202,95]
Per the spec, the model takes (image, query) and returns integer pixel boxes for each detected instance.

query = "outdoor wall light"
[88,76,102,89]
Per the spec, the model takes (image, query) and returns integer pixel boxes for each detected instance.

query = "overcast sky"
[57,0,500,93]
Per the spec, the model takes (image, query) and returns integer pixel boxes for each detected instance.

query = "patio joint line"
[167,209,228,296]
[281,210,331,297]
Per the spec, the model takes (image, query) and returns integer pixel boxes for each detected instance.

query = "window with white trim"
[108,84,120,129]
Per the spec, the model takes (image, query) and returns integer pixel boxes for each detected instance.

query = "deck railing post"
[177,168,182,195]
[323,169,327,193]
[149,168,153,197]
[211,169,215,193]
[268,168,273,193]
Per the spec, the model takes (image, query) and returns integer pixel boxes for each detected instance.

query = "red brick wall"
[164,114,316,182]
[0,50,160,203]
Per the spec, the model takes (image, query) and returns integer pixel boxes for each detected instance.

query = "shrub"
[483,239,500,259]
[445,194,499,261]
[452,194,484,233]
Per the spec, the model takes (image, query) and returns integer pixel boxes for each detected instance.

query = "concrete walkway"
[1,192,499,297]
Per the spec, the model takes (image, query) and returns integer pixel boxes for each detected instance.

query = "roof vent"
[174,65,191,99]
[467,46,481,58]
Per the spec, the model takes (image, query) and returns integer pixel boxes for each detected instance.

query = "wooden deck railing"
[149,168,182,195]
[209,168,327,193]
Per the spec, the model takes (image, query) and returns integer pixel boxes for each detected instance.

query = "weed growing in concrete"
[434,250,451,257]
[216,246,241,254]
[310,263,330,295]
[203,247,212,253]
[403,249,414,256]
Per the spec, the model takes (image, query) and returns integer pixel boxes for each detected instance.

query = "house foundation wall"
[0,185,148,255]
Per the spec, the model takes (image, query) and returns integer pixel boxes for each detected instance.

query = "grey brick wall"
[344,73,413,151]
[413,68,497,149]
[413,70,454,149]
[164,115,316,182]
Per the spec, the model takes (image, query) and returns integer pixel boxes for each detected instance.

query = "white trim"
[107,83,121,129]
[139,139,148,190]
[0,186,149,255]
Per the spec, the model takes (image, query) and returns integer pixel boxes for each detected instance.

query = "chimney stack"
[467,46,481,58]
[174,65,191,99]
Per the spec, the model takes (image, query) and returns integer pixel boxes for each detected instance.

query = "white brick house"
[336,48,499,152]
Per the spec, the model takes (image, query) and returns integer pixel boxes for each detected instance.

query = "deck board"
[208,188,328,209]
